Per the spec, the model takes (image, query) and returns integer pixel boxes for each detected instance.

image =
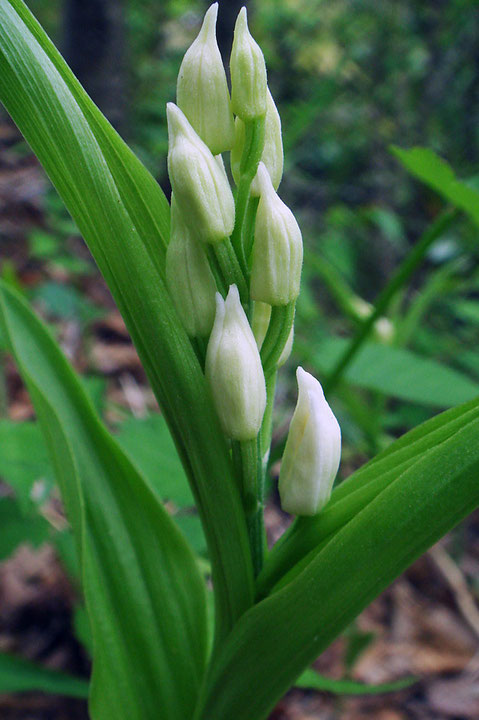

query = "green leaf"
[0,497,49,561]
[303,336,479,407]
[391,146,479,226]
[0,0,254,642]
[0,652,89,698]
[258,395,479,597]
[0,283,208,720]
[31,281,103,325]
[295,668,416,696]
[116,414,194,507]
[0,420,52,511]
[197,399,479,720]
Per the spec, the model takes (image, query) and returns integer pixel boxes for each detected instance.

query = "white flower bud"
[250,163,303,305]
[167,102,235,243]
[177,4,235,154]
[231,88,283,193]
[279,368,341,516]
[166,195,217,337]
[206,285,266,440]
[230,7,267,120]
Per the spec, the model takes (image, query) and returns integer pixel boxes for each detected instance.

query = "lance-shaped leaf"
[258,395,479,595]
[196,399,479,720]
[0,0,254,642]
[0,283,208,720]
[0,653,89,699]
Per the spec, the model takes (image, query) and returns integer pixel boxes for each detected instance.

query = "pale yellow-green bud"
[167,102,235,243]
[231,88,283,193]
[206,285,266,440]
[250,163,303,305]
[166,195,217,337]
[177,4,235,154]
[230,7,267,120]
[279,368,341,516]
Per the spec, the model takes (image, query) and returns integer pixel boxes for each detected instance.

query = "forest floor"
[1,119,479,720]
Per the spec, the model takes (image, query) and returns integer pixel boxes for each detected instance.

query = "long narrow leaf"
[257,396,479,596]
[0,283,208,720]
[197,404,479,720]
[295,668,416,696]
[0,0,254,641]
[392,146,479,226]
[0,653,89,699]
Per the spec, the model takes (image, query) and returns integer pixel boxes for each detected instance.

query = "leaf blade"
[198,405,479,720]
[0,283,208,720]
[0,653,89,699]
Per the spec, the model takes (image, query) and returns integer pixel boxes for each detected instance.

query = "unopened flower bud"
[230,7,267,120]
[279,368,341,516]
[250,163,303,305]
[206,285,266,440]
[231,88,283,193]
[167,103,235,243]
[177,4,235,154]
[166,195,217,337]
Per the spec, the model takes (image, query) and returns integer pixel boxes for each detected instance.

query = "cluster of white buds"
[166,4,341,515]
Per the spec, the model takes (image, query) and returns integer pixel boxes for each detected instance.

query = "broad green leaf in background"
[300,336,479,407]
[0,497,49,561]
[196,398,479,720]
[392,146,479,226]
[0,420,52,511]
[452,299,479,325]
[116,414,194,507]
[0,0,254,642]
[0,652,89,699]
[0,283,208,720]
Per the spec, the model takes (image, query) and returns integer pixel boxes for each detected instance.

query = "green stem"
[260,370,277,467]
[233,437,264,577]
[206,246,227,297]
[260,302,295,373]
[191,336,207,371]
[214,238,249,302]
[230,117,266,269]
[324,208,458,394]
[244,195,260,268]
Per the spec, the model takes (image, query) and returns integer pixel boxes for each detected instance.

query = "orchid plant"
[0,2,478,719]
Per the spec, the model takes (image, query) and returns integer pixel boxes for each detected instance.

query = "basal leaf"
[0,283,208,720]
[198,402,479,720]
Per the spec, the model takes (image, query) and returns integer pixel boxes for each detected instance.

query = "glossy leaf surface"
[198,398,479,720]
[0,283,208,720]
